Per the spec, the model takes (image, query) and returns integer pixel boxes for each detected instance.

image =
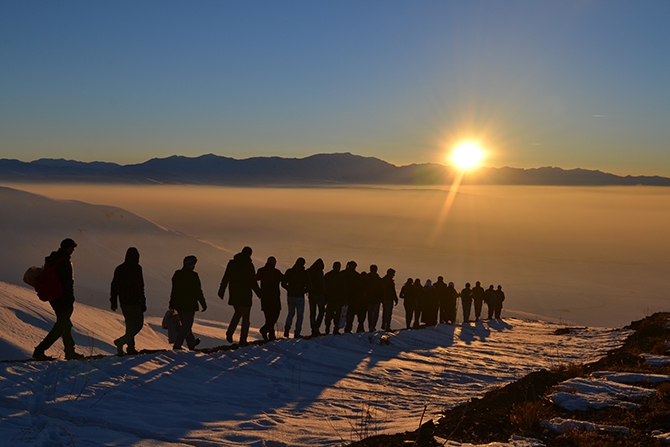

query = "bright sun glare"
[450,142,484,170]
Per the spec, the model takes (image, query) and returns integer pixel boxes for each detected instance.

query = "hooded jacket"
[110,248,146,309]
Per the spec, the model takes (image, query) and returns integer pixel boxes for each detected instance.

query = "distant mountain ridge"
[1,153,669,186]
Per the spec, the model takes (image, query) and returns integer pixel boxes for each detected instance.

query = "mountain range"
[1,152,669,186]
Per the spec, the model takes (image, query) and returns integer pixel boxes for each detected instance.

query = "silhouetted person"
[33,238,84,360]
[343,261,366,333]
[461,282,473,323]
[366,265,384,332]
[218,246,261,347]
[494,285,506,319]
[170,255,207,350]
[110,247,146,356]
[381,268,398,331]
[485,284,497,320]
[472,281,486,322]
[307,258,326,336]
[445,281,459,324]
[256,256,283,341]
[399,278,415,329]
[422,279,439,326]
[282,257,310,338]
[411,278,424,328]
[324,261,345,334]
[434,276,448,324]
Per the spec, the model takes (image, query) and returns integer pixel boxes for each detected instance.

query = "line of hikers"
[31,240,505,359]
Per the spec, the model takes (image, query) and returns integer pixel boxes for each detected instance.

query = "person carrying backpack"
[32,238,85,361]
[110,247,146,355]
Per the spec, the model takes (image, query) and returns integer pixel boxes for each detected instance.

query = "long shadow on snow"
[0,320,511,446]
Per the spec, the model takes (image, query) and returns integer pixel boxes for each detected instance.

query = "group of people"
[399,278,506,330]
[32,239,505,360]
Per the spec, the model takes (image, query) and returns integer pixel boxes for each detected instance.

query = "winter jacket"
[366,271,385,304]
[45,248,74,310]
[282,266,310,298]
[170,268,206,312]
[324,269,345,305]
[110,249,146,309]
[256,265,283,312]
[218,252,261,307]
[381,274,398,304]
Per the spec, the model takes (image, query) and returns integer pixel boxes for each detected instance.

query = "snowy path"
[0,318,628,446]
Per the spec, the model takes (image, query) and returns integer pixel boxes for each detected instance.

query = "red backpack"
[33,259,66,301]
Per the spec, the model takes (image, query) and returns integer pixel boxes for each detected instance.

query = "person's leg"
[294,297,305,337]
[333,305,343,334]
[462,300,471,322]
[367,303,378,331]
[35,304,72,353]
[315,296,326,332]
[267,308,280,340]
[285,297,297,337]
[239,306,251,344]
[412,308,421,328]
[308,297,317,334]
[120,305,144,352]
[324,303,334,334]
[356,308,367,332]
[381,300,392,330]
[174,311,195,349]
[345,305,355,333]
[227,308,241,342]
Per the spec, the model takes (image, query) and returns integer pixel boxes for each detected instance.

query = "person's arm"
[110,266,119,311]
[196,273,207,311]
[251,265,262,297]
[217,263,231,299]
[139,265,147,312]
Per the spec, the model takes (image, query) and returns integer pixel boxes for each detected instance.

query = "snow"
[0,281,630,446]
[643,353,670,367]
[549,377,656,411]
[436,435,545,446]
[541,417,629,435]
[591,371,670,384]
[653,431,670,443]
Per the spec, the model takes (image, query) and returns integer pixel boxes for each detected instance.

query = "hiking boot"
[226,332,234,343]
[126,347,138,355]
[283,328,290,338]
[65,351,85,360]
[114,339,124,356]
[259,328,268,341]
[32,348,53,361]
[239,340,249,347]
[188,338,201,350]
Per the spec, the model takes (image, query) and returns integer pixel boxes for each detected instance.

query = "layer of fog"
[4,183,669,328]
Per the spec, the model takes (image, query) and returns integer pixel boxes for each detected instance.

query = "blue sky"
[1,1,669,175]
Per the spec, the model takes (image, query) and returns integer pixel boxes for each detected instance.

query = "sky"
[1,1,669,176]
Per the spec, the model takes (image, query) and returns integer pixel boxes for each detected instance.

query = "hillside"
[0,185,233,321]
[352,313,670,447]
[0,280,629,446]
[2,153,669,186]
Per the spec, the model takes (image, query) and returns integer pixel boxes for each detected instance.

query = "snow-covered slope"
[0,280,629,447]
[0,186,234,320]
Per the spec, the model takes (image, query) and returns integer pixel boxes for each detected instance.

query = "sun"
[450,142,485,170]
